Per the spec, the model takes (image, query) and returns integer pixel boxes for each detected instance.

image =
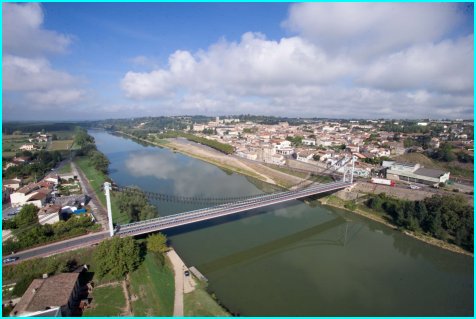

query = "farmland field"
[48,140,74,151]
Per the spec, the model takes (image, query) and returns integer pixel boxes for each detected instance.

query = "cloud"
[3,55,76,91]
[120,22,473,119]
[3,3,86,116]
[121,32,354,99]
[130,55,158,68]
[2,3,72,57]
[26,89,85,106]
[282,2,464,59]
[359,35,474,94]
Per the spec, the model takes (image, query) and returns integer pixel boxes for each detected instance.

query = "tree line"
[366,193,473,251]
[75,128,110,174]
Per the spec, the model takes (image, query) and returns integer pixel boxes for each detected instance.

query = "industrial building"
[383,161,450,186]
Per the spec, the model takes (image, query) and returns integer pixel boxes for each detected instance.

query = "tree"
[146,233,168,254]
[15,204,39,229]
[140,205,157,221]
[414,201,428,226]
[94,237,140,279]
[429,213,445,239]
[312,154,320,161]
[117,189,154,222]
[430,142,455,162]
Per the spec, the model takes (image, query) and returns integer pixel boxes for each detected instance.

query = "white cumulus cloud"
[282,2,464,59]
[359,35,474,94]
[3,3,85,116]
[121,32,354,99]
[2,3,72,56]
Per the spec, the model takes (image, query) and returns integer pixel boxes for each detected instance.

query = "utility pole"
[104,182,114,237]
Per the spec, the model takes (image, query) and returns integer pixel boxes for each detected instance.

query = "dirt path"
[122,277,132,316]
[166,249,184,317]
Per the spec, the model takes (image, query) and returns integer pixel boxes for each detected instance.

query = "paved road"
[4,231,110,263]
[71,161,109,230]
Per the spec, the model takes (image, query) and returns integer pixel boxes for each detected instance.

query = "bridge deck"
[117,181,351,237]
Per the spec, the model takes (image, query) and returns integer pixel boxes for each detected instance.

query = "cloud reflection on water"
[124,151,261,197]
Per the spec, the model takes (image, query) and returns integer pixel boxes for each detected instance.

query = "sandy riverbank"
[319,195,473,257]
[117,131,307,189]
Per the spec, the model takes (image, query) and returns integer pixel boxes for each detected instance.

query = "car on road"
[409,184,421,190]
[3,257,19,264]
[184,270,190,276]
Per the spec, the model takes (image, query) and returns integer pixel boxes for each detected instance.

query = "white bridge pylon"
[104,182,114,237]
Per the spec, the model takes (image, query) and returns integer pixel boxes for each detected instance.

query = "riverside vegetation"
[323,192,473,254]
[365,193,473,252]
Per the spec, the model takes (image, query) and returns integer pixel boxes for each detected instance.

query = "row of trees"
[74,128,110,174]
[3,205,99,254]
[73,127,94,148]
[366,193,473,251]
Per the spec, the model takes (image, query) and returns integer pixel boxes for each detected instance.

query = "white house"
[296,151,315,163]
[268,154,285,166]
[10,183,51,208]
[302,139,316,146]
[19,144,36,151]
[192,124,206,132]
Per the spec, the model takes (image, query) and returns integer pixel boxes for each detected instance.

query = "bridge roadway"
[117,181,351,237]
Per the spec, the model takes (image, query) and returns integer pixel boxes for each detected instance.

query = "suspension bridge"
[105,156,357,237]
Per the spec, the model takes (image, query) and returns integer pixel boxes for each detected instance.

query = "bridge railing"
[118,181,351,235]
[119,181,351,230]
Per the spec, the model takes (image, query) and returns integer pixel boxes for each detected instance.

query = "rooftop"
[12,273,79,315]
[414,167,449,179]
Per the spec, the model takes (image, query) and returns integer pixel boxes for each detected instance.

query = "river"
[91,130,473,316]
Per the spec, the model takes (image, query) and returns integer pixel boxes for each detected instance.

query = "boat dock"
[189,266,208,282]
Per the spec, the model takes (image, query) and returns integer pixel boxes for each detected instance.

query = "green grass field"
[129,253,175,316]
[184,284,230,317]
[74,157,128,224]
[48,140,74,151]
[58,162,72,174]
[83,284,126,316]
[52,131,75,139]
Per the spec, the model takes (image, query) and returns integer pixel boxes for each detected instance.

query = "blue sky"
[2,2,474,120]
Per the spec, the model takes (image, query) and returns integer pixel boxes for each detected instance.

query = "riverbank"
[318,194,473,257]
[116,131,307,189]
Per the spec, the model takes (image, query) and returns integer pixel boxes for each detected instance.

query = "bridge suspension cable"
[112,155,355,205]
